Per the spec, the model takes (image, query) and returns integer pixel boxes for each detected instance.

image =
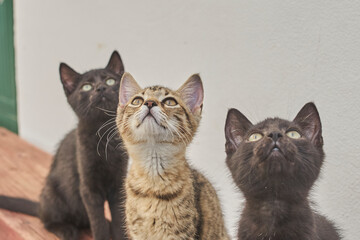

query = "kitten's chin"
[258,144,295,164]
[141,117,165,131]
[133,118,171,142]
[252,146,295,176]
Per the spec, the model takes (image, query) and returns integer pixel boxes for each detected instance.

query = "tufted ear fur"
[293,102,323,147]
[59,63,81,96]
[177,74,204,115]
[225,108,253,155]
[119,72,142,107]
[106,50,124,75]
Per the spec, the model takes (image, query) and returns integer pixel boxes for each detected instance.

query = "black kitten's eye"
[82,84,92,91]
[248,133,263,142]
[163,97,178,106]
[106,79,116,86]
[131,97,144,106]
[286,130,301,139]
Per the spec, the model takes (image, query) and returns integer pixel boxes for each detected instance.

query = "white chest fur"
[126,141,184,177]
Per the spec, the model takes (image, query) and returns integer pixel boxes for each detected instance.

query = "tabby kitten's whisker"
[105,127,119,160]
[171,121,191,144]
[96,117,116,136]
[97,124,118,157]
[95,106,116,114]
[167,121,187,146]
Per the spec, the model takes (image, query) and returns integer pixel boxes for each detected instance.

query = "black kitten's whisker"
[83,101,93,117]
[76,101,91,116]
[115,142,123,150]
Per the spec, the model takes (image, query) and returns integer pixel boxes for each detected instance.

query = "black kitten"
[0,51,128,240]
[225,102,341,240]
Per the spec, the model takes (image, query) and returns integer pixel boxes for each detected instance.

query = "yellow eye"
[248,133,263,142]
[106,79,116,86]
[131,97,143,106]
[82,84,92,91]
[286,130,301,139]
[164,98,177,106]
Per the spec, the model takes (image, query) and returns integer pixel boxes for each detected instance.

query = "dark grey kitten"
[0,51,128,240]
[225,102,341,240]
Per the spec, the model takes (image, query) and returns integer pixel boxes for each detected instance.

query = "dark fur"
[0,51,128,240]
[225,102,341,240]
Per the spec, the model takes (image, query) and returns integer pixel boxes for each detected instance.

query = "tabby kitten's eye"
[248,133,263,142]
[131,97,144,106]
[82,84,92,91]
[106,79,116,86]
[286,130,301,139]
[163,98,178,106]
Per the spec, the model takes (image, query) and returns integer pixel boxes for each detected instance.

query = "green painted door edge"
[0,0,18,133]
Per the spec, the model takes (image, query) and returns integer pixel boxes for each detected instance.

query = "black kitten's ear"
[293,102,323,147]
[106,50,124,75]
[59,63,81,96]
[119,72,142,108]
[225,108,253,155]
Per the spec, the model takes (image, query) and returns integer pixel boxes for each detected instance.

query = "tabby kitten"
[225,102,341,240]
[0,51,128,240]
[116,73,230,240]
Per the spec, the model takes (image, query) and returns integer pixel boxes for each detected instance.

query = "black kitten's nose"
[268,132,283,142]
[96,85,106,92]
[144,100,157,109]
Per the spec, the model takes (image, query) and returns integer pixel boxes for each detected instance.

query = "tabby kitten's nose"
[144,100,157,109]
[268,132,283,142]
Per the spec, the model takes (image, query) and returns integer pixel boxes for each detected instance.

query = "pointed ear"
[177,74,204,115]
[59,63,81,96]
[119,72,142,107]
[225,108,253,155]
[293,102,323,147]
[106,50,124,75]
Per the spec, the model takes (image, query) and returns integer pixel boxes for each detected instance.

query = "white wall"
[14,1,360,239]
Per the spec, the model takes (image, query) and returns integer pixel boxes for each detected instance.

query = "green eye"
[163,98,177,106]
[286,130,301,139]
[106,79,116,86]
[131,97,144,106]
[82,84,92,91]
[248,133,263,142]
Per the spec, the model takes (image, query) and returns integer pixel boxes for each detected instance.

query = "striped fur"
[116,73,229,240]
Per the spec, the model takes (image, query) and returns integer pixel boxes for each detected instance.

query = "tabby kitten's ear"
[225,109,253,155]
[177,74,204,115]
[59,63,81,96]
[293,102,323,147]
[106,50,125,75]
[119,72,142,107]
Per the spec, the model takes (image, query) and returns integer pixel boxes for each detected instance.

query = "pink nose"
[144,100,157,108]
